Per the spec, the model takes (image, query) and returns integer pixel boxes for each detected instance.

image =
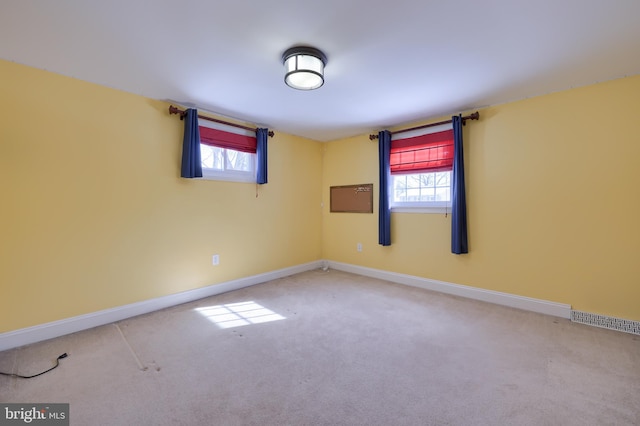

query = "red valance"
[199,126,257,153]
[390,129,454,174]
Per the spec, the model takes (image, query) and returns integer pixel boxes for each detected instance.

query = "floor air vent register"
[571,310,640,335]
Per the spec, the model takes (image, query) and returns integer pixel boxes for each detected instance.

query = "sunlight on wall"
[195,302,286,329]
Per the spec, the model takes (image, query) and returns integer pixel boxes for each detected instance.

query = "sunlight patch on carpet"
[195,301,286,329]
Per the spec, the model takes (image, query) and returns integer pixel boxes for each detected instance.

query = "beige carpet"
[1,269,639,425]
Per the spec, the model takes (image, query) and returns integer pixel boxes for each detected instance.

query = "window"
[392,171,451,205]
[389,124,453,213]
[198,120,256,183]
[200,145,255,182]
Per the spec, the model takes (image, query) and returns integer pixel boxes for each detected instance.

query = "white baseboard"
[328,261,572,319]
[0,260,323,352]
[14,259,636,352]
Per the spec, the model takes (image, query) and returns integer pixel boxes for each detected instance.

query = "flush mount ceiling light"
[282,46,328,90]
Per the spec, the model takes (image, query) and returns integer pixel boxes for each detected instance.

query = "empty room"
[1,1,639,425]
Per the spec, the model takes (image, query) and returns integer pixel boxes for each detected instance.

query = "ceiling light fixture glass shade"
[282,46,327,90]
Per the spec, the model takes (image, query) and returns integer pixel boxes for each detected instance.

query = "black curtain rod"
[368,111,480,140]
[169,105,274,137]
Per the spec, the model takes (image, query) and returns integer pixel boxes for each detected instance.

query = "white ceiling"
[1,1,639,141]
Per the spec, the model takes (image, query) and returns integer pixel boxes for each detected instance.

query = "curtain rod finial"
[169,105,187,120]
[461,111,480,125]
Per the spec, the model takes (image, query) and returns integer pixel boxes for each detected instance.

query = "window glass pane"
[393,175,407,202]
[225,150,253,171]
[407,188,420,201]
[405,175,418,188]
[420,187,435,201]
[435,172,450,187]
[201,145,224,170]
[422,173,435,187]
[435,187,450,201]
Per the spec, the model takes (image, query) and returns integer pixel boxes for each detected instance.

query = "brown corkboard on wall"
[330,184,373,213]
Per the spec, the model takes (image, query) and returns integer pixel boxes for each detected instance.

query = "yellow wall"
[323,75,640,322]
[2,58,638,335]
[0,60,323,333]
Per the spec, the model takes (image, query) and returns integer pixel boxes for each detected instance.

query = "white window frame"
[198,119,257,183]
[389,123,453,214]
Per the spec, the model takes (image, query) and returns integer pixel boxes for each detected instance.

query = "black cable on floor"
[0,353,68,379]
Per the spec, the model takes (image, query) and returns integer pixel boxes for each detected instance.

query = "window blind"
[390,129,454,174]
[199,126,257,154]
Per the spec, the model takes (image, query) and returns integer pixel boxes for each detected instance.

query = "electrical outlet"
[212,254,220,265]
[357,243,363,252]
